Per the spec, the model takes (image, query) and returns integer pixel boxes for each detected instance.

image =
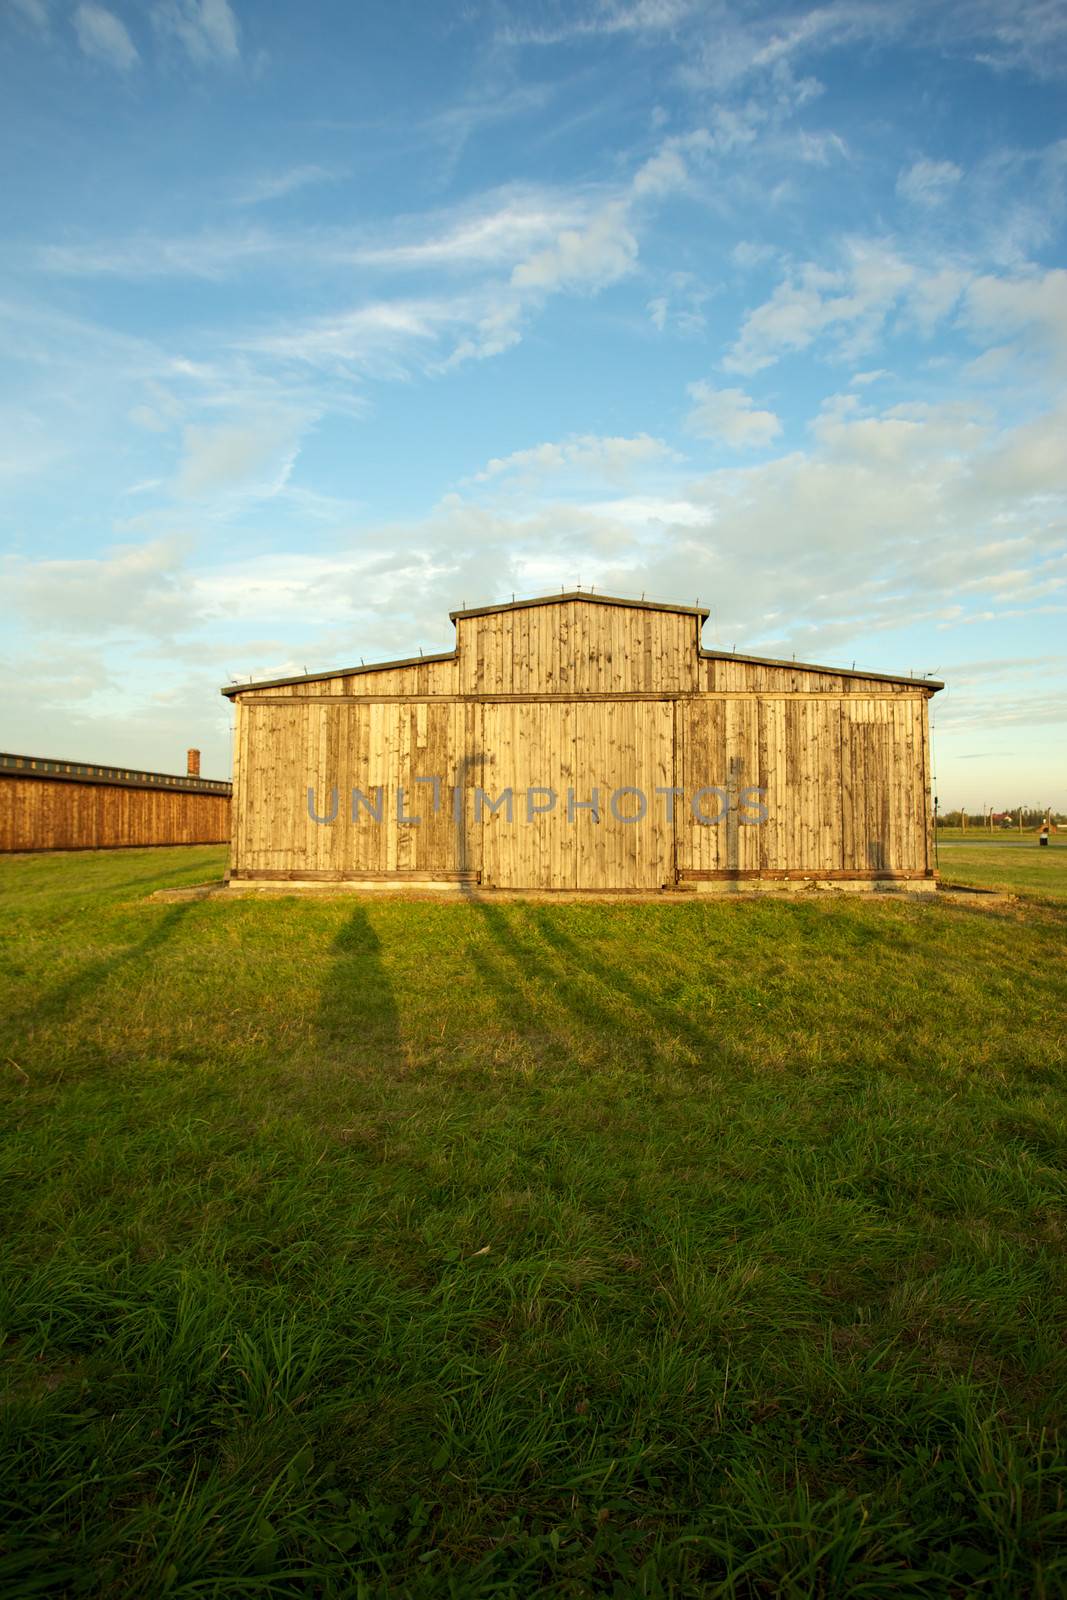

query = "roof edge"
[219,607,943,697]
[449,591,710,623]
[698,648,943,690]
[221,649,457,698]
[0,751,232,792]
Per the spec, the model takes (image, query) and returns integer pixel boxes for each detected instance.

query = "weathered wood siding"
[0,776,230,852]
[251,657,459,698]
[232,701,480,880]
[226,598,938,888]
[456,602,697,694]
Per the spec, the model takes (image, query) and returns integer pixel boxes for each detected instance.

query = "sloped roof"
[449,591,709,622]
[221,592,942,696]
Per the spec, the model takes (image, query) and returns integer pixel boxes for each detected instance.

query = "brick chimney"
[186,748,201,777]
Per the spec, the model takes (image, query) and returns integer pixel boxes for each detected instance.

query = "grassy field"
[935,827,1063,844]
[1,848,1066,1598]
[935,835,1067,903]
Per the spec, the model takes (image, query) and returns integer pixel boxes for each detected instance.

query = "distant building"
[0,748,230,852]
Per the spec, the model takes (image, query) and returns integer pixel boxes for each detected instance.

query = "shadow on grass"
[469,900,716,1073]
[316,905,401,1068]
[2,901,201,1045]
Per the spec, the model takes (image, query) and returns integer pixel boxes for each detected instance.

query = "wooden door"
[479,700,674,889]
[675,698,761,877]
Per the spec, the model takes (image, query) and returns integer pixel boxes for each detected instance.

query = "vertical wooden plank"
[920,695,934,874]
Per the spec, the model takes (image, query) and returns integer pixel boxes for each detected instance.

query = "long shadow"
[2,900,201,1044]
[525,906,719,1064]
[315,905,402,1071]
[466,901,588,1062]
[470,900,701,1074]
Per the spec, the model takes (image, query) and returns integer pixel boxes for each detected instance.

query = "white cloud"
[473,433,680,485]
[175,415,304,499]
[732,240,777,270]
[152,0,238,64]
[236,165,341,207]
[685,382,782,447]
[40,228,282,280]
[724,241,933,373]
[0,408,59,483]
[906,266,969,334]
[73,4,138,70]
[580,495,710,527]
[236,297,470,376]
[498,0,698,46]
[793,129,849,165]
[897,157,963,207]
[631,146,689,199]
[352,193,585,271]
[2,537,193,637]
[35,194,593,283]
[31,143,701,388]
[501,0,1067,88]
[964,0,1067,80]
[965,267,1067,371]
[10,0,50,31]
[971,404,1067,499]
[511,202,638,293]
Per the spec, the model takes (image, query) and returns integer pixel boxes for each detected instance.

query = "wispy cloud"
[235,165,343,207]
[35,192,590,281]
[497,0,699,48]
[723,241,951,374]
[39,228,286,280]
[152,0,239,65]
[350,192,586,271]
[685,383,781,447]
[174,413,306,500]
[235,297,471,376]
[10,0,50,32]
[73,3,138,71]
[897,157,963,207]
[511,201,638,292]
[472,433,680,485]
[2,537,194,638]
[964,267,1067,373]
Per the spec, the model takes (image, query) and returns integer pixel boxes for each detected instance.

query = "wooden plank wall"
[0,777,230,852]
[252,658,459,698]
[233,701,481,880]
[479,700,674,889]
[457,603,697,694]
[228,600,936,886]
[676,695,928,878]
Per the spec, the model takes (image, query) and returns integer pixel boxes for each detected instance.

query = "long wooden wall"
[0,777,231,852]
[227,599,937,888]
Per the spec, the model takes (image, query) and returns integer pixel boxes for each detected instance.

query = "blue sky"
[2,0,1066,808]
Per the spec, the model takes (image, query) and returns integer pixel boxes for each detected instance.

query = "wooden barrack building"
[221,593,942,892]
[0,749,231,853]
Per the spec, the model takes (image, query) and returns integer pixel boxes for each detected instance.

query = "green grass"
[1,847,1066,1598]
[935,835,1067,902]
[936,826,1064,843]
